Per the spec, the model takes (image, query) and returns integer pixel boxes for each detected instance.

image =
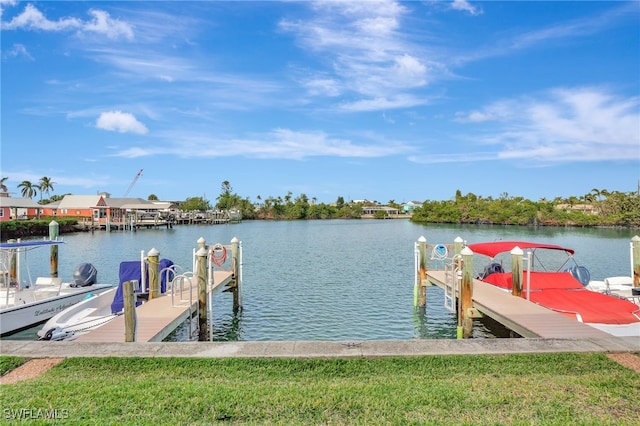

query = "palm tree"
[0,177,8,194]
[17,180,37,199]
[38,176,56,201]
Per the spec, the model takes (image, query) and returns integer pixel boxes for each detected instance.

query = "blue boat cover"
[110,261,144,314]
[110,259,175,314]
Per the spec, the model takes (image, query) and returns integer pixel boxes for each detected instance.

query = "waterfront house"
[0,195,41,222]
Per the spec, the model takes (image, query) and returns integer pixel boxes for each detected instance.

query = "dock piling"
[231,237,242,312]
[49,221,59,278]
[148,248,160,299]
[416,236,427,308]
[460,246,474,338]
[123,280,136,342]
[511,246,523,297]
[632,236,640,288]
[196,247,208,341]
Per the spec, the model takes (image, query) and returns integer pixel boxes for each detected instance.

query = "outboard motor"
[480,262,504,280]
[565,265,590,287]
[72,263,98,287]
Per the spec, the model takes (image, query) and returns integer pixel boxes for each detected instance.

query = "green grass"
[0,356,27,376]
[1,353,639,425]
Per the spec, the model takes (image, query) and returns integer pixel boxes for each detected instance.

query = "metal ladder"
[443,255,462,313]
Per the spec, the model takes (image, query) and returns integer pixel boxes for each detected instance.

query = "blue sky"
[1,1,639,204]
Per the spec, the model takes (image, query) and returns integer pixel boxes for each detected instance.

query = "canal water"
[4,220,636,341]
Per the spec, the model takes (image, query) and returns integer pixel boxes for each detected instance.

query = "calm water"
[4,220,637,341]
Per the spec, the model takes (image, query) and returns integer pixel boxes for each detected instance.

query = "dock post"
[632,236,640,288]
[197,237,206,250]
[231,237,242,312]
[454,237,463,257]
[8,239,17,284]
[123,280,136,342]
[417,236,427,307]
[148,248,160,299]
[49,220,59,278]
[196,247,209,341]
[511,246,523,297]
[460,246,474,338]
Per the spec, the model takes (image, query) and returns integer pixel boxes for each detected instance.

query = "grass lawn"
[1,353,639,425]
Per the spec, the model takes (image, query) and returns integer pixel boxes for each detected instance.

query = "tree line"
[409,189,640,227]
[3,176,639,227]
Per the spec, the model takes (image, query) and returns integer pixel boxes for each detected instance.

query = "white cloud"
[443,87,640,165]
[2,4,81,31]
[450,0,483,16]
[280,0,438,110]
[84,9,134,40]
[96,111,148,135]
[1,4,133,40]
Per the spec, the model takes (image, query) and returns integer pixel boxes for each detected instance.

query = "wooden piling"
[460,246,474,338]
[197,237,206,250]
[511,246,523,297]
[49,221,59,278]
[231,237,242,311]
[8,239,16,284]
[632,235,640,288]
[148,248,160,299]
[196,247,208,341]
[417,236,427,307]
[123,280,136,342]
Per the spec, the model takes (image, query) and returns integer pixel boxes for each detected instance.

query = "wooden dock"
[426,271,612,339]
[76,270,234,343]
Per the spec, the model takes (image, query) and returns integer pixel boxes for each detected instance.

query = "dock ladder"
[443,254,462,313]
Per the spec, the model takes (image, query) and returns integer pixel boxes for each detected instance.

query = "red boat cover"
[483,271,584,290]
[528,289,640,325]
[482,272,640,324]
[467,241,575,258]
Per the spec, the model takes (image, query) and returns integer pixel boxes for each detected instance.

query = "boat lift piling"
[49,221,59,278]
[196,247,208,341]
[511,247,523,297]
[414,236,427,308]
[147,248,160,300]
[123,280,136,342]
[633,235,640,289]
[460,246,474,338]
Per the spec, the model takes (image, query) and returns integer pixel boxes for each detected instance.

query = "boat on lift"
[0,239,112,336]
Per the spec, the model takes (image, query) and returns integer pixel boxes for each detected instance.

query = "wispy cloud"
[450,0,483,16]
[96,111,148,134]
[452,1,639,65]
[280,0,440,110]
[110,128,414,160]
[4,42,32,59]
[412,86,640,165]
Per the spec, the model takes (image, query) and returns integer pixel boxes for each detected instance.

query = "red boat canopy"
[466,241,575,258]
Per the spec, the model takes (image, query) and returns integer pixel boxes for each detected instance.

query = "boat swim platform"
[426,271,615,339]
[75,270,234,343]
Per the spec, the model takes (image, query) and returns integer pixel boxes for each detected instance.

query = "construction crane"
[123,169,143,197]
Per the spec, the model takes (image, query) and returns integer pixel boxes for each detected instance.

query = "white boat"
[38,257,176,341]
[587,276,640,306]
[585,242,640,306]
[0,240,113,336]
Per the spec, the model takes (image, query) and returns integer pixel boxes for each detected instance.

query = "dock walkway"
[76,271,234,343]
[426,271,612,339]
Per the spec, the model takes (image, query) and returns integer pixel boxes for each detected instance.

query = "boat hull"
[37,287,119,340]
[0,285,112,336]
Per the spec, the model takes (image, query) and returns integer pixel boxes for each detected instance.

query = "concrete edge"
[1,337,638,359]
